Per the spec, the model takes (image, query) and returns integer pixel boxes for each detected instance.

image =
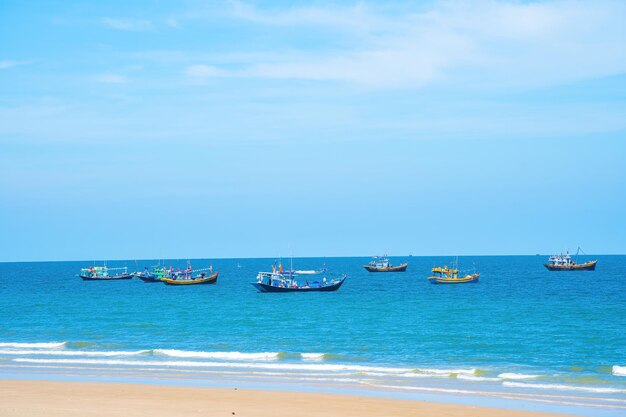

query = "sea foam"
[498,373,540,380]
[12,358,411,373]
[153,350,279,361]
[0,349,148,357]
[0,342,66,349]
[503,381,626,394]
[613,366,626,377]
[300,353,325,360]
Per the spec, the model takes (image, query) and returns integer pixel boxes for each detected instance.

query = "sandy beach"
[0,380,572,417]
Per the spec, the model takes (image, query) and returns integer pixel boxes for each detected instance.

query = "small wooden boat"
[162,272,218,286]
[363,256,407,272]
[427,265,479,284]
[252,270,346,293]
[544,248,597,271]
[79,266,132,281]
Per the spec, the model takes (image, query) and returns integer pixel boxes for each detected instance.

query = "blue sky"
[1,0,625,261]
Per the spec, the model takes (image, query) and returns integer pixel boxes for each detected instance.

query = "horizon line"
[0,253,621,264]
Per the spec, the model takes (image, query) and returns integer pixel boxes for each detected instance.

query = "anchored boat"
[78,266,132,281]
[544,248,597,271]
[363,256,408,272]
[161,269,218,286]
[136,266,168,283]
[427,264,479,284]
[252,262,345,292]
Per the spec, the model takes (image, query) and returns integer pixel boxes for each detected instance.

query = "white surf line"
[11,358,411,373]
[359,380,626,404]
[0,342,66,349]
[153,350,280,361]
[369,384,626,410]
[503,381,626,394]
[0,349,149,357]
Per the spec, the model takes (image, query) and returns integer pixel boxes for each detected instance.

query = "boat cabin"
[80,266,128,278]
[547,253,575,266]
[368,256,392,269]
[431,266,459,279]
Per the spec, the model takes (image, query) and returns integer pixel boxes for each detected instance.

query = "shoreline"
[2,369,624,417]
[0,379,574,417]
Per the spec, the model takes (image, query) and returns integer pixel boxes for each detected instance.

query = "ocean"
[1,256,625,415]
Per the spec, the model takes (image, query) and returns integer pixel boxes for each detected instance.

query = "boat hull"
[363,263,408,272]
[137,275,164,283]
[79,274,133,281]
[428,274,480,284]
[252,279,345,293]
[161,273,218,285]
[544,260,597,271]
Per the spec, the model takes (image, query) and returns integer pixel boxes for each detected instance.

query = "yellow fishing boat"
[427,266,479,284]
[162,272,218,286]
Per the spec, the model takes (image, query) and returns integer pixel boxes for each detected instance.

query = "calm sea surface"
[1,256,625,414]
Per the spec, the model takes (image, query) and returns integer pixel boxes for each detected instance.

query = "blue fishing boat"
[364,256,408,272]
[135,266,168,283]
[252,262,345,292]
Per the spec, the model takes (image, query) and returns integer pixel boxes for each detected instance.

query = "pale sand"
[0,380,571,417]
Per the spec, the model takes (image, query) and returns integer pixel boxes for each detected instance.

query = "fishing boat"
[78,266,132,281]
[544,248,597,271]
[363,256,408,272]
[135,266,168,283]
[161,268,218,285]
[427,265,479,284]
[252,262,345,292]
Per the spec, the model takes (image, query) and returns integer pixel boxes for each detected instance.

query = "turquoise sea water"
[1,256,625,415]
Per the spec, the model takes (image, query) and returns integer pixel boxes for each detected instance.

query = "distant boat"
[363,256,408,272]
[427,264,479,284]
[162,270,218,285]
[252,262,345,292]
[544,248,597,271]
[78,266,132,281]
[136,266,168,283]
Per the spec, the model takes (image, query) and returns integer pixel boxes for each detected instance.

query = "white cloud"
[101,17,153,32]
[185,65,224,77]
[94,73,128,84]
[0,60,30,69]
[179,0,626,89]
[229,1,380,33]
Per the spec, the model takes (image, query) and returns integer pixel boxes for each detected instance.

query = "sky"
[1,0,625,262]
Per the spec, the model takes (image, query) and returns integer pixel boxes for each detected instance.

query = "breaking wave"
[613,366,626,377]
[154,350,279,361]
[0,342,66,349]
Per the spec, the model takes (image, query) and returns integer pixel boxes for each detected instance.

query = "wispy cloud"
[179,0,626,89]
[101,17,153,32]
[185,64,224,77]
[94,73,128,84]
[0,60,31,70]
